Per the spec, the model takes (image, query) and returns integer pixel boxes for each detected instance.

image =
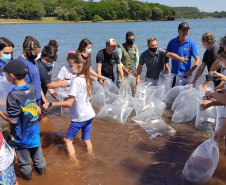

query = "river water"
[1,19,226,185]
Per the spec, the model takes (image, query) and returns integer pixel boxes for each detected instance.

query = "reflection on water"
[15,106,226,185]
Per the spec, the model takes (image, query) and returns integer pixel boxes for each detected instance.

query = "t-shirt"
[167,37,199,75]
[139,48,168,79]
[37,58,52,96]
[18,56,42,107]
[202,44,219,72]
[68,76,95,122]
[7,84,40,150]
[96,49,120,81]
[57,65,77,84]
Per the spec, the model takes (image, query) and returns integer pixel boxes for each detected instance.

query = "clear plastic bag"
[171,88,200,111]
[105,89,119,104]
[138,118,176,139]
[91,81,105,108]
[118,81,132,97]
[131,110,159,124]
[0,80,14,130]
[150,84,165,101]
[55,87,69,101]
[157,73,175,93]
[175,73,193,86]
[112,95,134,108]
[96,104,133,124]
[172,97,200,123]
[104,78,118,94]
[135,84,156,101]
[183,137,219,184]
[195,100,217,131]
[162,86,188,104]
[132,97,165,116]
[215,106,226,131]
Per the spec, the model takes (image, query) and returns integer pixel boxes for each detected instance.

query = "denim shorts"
[66,118,93,140]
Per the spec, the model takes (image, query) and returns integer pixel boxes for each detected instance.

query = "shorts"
[0,162,17,185]
[66,118,93,141]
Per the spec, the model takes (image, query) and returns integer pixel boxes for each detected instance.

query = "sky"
[144,0,226,12]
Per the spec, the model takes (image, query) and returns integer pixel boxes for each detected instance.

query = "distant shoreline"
[0,17,223,24]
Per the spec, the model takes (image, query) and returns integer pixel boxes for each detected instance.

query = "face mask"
[0,53,11,64]
[149,47,158,53]
[85,48,91,55]
[126,39,134,46]
[40,59,53,70]
[27,52,38,61]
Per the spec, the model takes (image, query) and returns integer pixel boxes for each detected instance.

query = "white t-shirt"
[69,76,95,122]
[57,65,77,84]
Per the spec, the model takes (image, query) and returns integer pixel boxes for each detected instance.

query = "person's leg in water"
[81,118,93,154]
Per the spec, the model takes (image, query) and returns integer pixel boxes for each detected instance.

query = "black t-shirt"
[202,44,219,72]
[37,58,52,96]
[96,49,120,81]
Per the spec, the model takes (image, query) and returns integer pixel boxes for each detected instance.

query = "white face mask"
[85,48,91,55]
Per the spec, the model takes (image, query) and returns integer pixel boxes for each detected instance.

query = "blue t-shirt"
[0,60,5,77]
[18,56,42,107]
[167,37,199,75]
[7,84,40,150]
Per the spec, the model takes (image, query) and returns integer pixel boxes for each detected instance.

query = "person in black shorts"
[96,38,124,85]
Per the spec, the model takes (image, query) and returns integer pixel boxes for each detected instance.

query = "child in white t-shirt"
[43,52,95,162]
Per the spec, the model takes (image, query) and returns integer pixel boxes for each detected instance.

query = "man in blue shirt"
[167,22,200,86]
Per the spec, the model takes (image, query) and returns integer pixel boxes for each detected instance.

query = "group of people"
[0,21,226,184]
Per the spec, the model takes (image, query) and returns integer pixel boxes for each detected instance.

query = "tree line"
[0,0,225,22]
[0,0,175,21]
[173,7,226,19]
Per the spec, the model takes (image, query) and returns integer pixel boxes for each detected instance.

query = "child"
[18,36,42,110]
[0,131,18,185]
[43,53,95,160]
[0,59,46,180]
[0,37,14,76]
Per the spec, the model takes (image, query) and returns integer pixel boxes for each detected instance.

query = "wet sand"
[15,106,226,185]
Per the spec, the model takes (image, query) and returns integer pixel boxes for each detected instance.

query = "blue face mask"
[40,59,53,70]
[0,53,11,64]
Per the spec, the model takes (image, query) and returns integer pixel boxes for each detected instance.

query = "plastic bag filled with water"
[132,97,165,116]
[105,89,119,104]
[172,97,200,123]
[183,137,219,184]
[138,118,176,139]
[215,106,226,131]
[150,83,166,101]
[195,100,217,131]
[131,109,159,124]
[135,84,156,101]
[0,79,14,130]
[162,85,188,104]
[91,81,105,108]
[157,73,175,93]
[171,87,200,111]
[118,80,132,97]
[96,104,133,124]
[104,78,118,94]
[112,95,134,108]
[55,87,69,101]
[175,73,193,86]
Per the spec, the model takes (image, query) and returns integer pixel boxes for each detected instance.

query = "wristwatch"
[49,102,53,107]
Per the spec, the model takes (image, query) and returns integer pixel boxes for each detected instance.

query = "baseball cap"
[0,59,28,75]
[178,22,191,30]
[106,38,117,46]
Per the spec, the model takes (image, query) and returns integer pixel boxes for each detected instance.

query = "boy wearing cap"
[167,22,200,86]
[0,59,46,180]
[96,38,124,85]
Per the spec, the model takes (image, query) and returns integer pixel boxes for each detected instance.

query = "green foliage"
[152,7,163,20]
[92,15,104,22]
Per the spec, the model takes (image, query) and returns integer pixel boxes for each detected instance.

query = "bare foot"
[69,155,80,168]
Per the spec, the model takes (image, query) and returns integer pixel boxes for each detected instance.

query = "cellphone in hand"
[205,73,216,81]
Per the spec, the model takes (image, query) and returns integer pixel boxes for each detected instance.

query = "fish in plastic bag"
[138,118,176,139]
[118,80,132,97]
[131,109,159,124]
[96,104,133,124]
[105,89,119,104]
[183,137,219,184]
[112,95,134,108]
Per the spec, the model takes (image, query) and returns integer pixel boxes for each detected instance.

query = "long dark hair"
[74,52,93,99]
[77,39,92,53]
[23,36,41,51]
[0,37,14,51]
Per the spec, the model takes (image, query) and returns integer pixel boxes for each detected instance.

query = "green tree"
[152,7,163,20]
[93,15,103,22]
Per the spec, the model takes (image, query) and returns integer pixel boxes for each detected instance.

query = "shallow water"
[14,105,226,185]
